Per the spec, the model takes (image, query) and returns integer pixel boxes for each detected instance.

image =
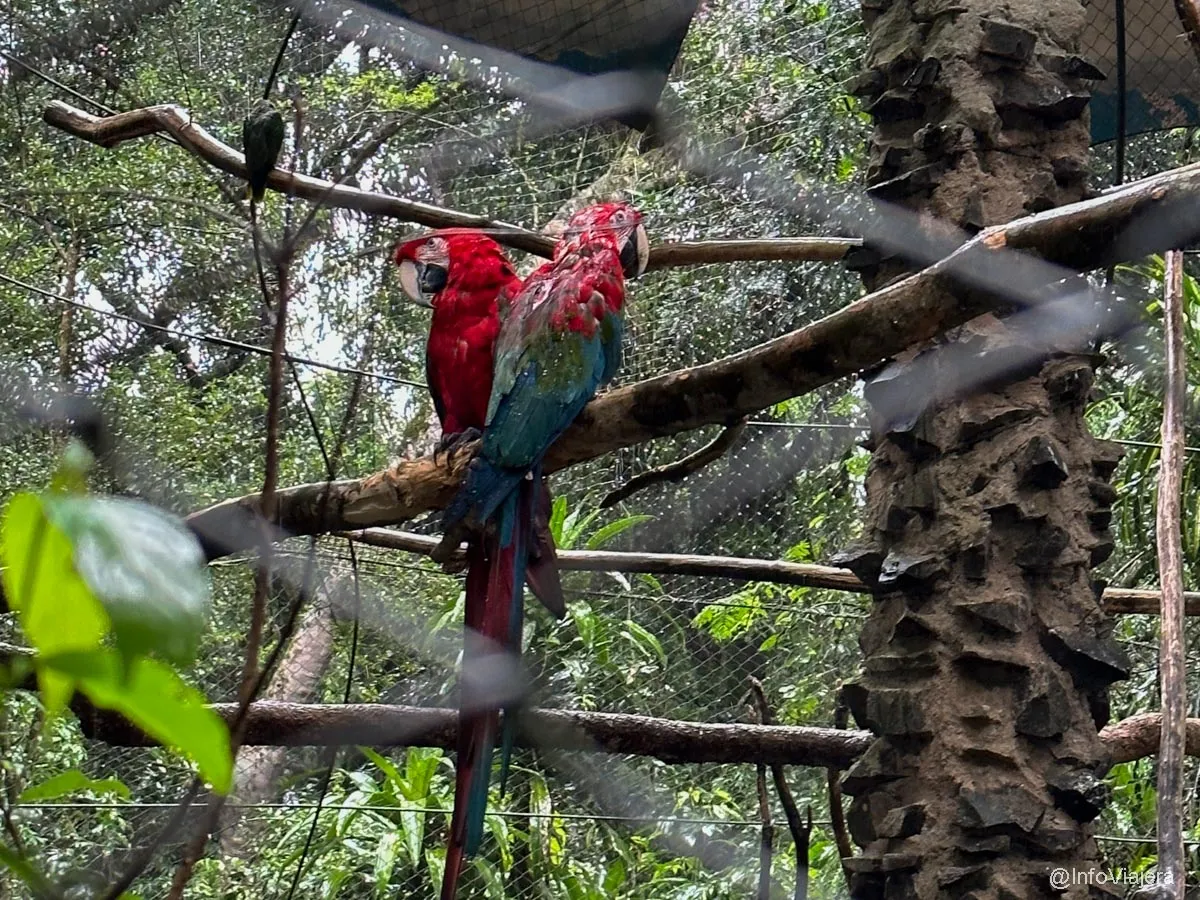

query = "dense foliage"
[0,0,1196,896]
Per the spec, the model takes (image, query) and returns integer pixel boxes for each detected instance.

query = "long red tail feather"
[441,526,518,900]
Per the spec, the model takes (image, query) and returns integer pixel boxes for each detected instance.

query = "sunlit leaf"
[1,492,108,713]
[585,514,652,550]
[373,831,401,896]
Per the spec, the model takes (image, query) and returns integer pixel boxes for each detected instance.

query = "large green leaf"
[41,495,211,667]
[49,650,232,794]
[1,493,109,713]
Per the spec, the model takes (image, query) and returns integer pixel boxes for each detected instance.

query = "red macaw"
[395,229,569,897]
[432,203,648,900]
[395,230,565,614]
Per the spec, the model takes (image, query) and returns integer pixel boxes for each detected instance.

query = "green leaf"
[373,831,401,896]
[548,495,569,546]
[603,858,628,893]
[398,805,424,870]
[359,747,403,795]
[585,515,653,550]
[50,650,232,793]
[1,493,109,713]
[622,620,666,668]
[18,769,131,803]
[42,495,211,667]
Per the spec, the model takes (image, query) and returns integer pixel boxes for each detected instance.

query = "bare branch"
[340,527,866,590]
[42,100,861,267]
[748,678,811,900]
[337,529,1197,618]
[185,136,1200,558]
[75,699,872,769]
[1101,713,1200,765]
[42,101,553,256]
[72,700,1200,770]
[601,417,748,508]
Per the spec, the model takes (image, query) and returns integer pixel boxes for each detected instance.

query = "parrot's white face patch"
[633,224,650,278]
[397,259,423,303]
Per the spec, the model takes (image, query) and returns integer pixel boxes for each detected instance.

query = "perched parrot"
[394,229,566,616]
[241,98,284,203]
[434,202,648,900]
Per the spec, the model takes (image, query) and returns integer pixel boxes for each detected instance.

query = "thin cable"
[0,271,424,387]
[0,48,118,115]
[263,11,303,101]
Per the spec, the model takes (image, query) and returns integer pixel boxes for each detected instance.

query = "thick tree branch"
[74,700,872,768]
[42,100,860,267]
[339,528,1196,617]
[1100,713,1200,765]
[186,133,1200,558]
[72,700,1200,769]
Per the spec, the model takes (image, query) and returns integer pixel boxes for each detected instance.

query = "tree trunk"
[220,576,352,856]
[834,1,1128,897]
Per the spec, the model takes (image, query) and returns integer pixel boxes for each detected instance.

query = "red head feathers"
[394,229,519,310]
[556,201,650,278]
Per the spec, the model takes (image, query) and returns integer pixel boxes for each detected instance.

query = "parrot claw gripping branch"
[396,203,649,899]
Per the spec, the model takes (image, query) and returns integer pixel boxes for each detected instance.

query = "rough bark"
[74,699,872,768]
[835,2,1127,898]
[70,699,1200,769]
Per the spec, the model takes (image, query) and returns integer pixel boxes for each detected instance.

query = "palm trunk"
[834,1,1127,897]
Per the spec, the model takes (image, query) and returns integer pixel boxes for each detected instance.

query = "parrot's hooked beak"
[397,259,445,309]
[620,223,650,280]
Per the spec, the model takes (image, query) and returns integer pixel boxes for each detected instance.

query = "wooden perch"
[1100,713,1200,765]
[43,101,554,257]
[339,527,1200,617]
[74,699,872,768]
[71,698,1200,769]
[41,100,859,268]
[341,527,870,589]
[600,417,748,508]
[185,154,1200,558]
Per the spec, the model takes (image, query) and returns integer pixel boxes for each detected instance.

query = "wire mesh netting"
[0,0,1197,896]
[1082,0,1200,143]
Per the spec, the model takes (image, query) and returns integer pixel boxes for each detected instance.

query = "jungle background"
[0,0,1195,897]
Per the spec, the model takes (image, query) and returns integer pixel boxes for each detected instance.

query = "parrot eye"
[620,224,650,279]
